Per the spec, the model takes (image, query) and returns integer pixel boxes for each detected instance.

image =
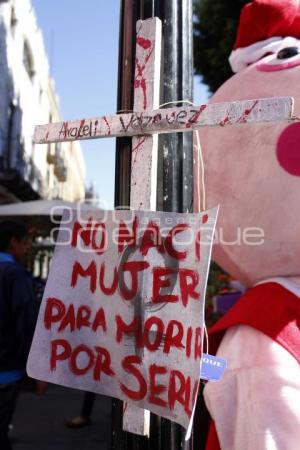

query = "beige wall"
[0,0,86,201]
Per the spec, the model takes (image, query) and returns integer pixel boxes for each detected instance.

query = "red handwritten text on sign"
[27,208,218,430]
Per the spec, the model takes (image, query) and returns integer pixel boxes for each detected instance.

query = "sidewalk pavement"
[11,383,112,450]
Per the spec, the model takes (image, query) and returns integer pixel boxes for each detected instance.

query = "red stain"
[135,62,149,110]
[186,105,207,128]
[45,132,49,140]
[132,136,146,152]
[195,230,201,261]
[134,36,154,110]
[236,100,259,124]
[137,36,151,50]
[123,402,128,414]
[132,137,146,167]
[219,116,230,127]
[202,214,208,224]
[103,116,111,135]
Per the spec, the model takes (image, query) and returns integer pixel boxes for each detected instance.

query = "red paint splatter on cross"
[134,36,154,110]
[132,137,147,167]
[132,137,146,153]
[137,36,151,50]
[134,75,147,109]
[236,100,259,124]
[135,61,149,110]
[219,116,230,127]
[186,105,207,128]
[202,214,208,224]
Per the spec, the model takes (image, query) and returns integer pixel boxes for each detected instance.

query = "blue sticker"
[200,353,227,381]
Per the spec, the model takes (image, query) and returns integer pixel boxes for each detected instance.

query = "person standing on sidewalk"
[0,221,36,450]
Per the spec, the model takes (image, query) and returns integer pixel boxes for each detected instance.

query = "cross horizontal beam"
[34,96,294,144]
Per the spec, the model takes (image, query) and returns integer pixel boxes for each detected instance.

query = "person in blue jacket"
[0,221,36,450]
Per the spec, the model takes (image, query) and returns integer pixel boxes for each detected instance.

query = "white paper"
[27,208,218,432]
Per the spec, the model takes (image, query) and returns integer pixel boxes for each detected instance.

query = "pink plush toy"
[195,1,300,449]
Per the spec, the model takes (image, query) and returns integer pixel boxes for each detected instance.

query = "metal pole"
[150,4,194,450]
[155,3,194,448]
[114,0,141,210]
[112,2,139,448]
[113,1,194,449]
[156,0,193,213]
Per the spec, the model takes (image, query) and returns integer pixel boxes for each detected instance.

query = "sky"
[31,0,209,209]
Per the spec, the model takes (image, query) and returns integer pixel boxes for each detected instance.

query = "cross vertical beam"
[130,18,161,210]
[122,16,162,437]
[112,2,137,447]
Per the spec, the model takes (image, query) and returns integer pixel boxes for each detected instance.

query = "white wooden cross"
[34,17,294,438]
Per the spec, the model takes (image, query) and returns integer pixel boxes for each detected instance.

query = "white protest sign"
[27,207,218,432]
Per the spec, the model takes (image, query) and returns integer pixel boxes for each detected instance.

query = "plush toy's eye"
[277,47,300,59]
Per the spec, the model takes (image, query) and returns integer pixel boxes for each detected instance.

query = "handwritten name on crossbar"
[34,97,294,144]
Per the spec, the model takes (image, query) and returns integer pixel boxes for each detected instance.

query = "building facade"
[0,0,86,203]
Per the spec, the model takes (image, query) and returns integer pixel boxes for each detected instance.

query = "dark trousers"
[80,392,95,419]
[0,383,19,450]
